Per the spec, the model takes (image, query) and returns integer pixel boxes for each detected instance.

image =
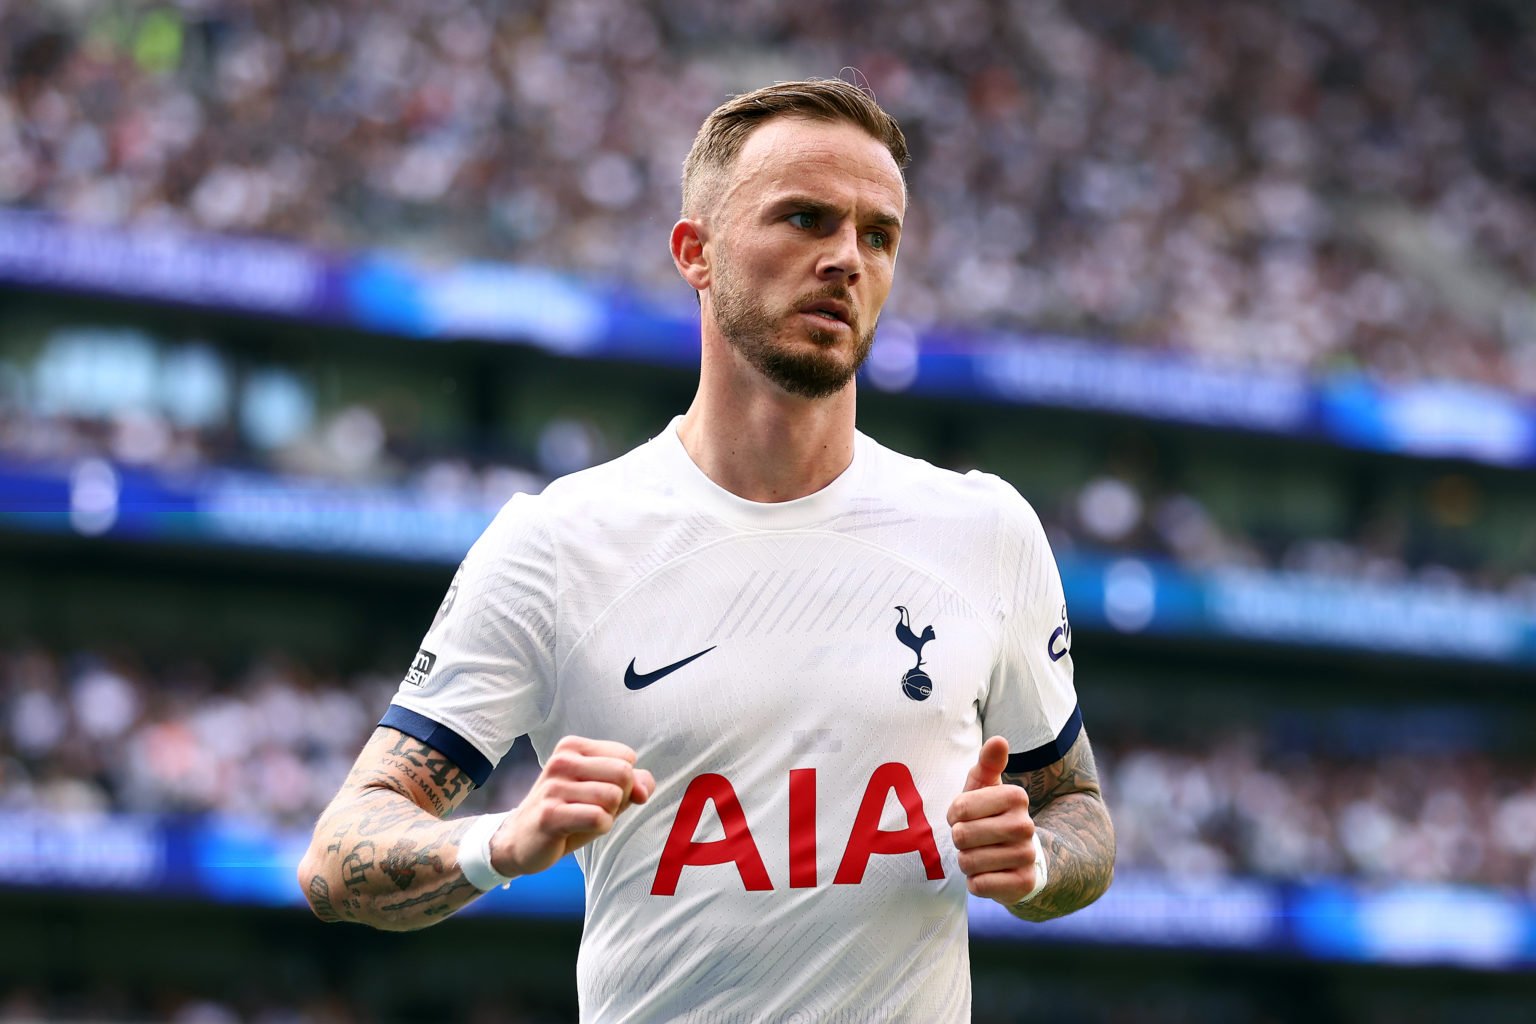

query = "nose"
[816,222,863,285]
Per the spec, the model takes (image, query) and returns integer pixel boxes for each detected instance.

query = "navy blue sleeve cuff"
[378,705,495,788]
[1006,704,1084,774]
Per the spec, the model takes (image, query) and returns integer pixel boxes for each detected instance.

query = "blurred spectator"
[5,644,1536,895]
[0,0,1532,392]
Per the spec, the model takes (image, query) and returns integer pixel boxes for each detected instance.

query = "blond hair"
[681,77,910,218]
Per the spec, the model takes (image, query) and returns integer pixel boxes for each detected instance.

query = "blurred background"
[1,0,1535,1021]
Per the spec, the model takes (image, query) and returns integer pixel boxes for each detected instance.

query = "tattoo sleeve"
[1002,728,1115,922]
[298,726,487,931]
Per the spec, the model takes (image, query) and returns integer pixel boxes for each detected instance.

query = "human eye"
[787,211,819,230]
[864,229,891,251]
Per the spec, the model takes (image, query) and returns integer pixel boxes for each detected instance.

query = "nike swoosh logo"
[624,646,717,691]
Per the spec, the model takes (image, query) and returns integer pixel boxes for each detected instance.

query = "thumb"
[630,768,657,805]
[963,736,1011,792]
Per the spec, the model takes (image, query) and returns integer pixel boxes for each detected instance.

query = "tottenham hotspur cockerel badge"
[894,606,937,701]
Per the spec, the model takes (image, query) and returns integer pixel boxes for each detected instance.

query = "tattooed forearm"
[379,877,477,914]
[381,825,465,890]
[298,727,493,931]
[340,840,377,888]
[1003,730,1115,923]
[308,875,341,922]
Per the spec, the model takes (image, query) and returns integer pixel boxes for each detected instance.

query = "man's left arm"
[947,729,1115,922]
[1002,729,1114,921]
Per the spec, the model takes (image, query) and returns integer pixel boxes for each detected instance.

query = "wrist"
[459,810,516,892]
[1012,830,1049,906]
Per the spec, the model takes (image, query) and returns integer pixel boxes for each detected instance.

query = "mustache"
[791,285,859,325]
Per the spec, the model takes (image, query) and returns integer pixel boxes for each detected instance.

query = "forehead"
[723,116,907,218]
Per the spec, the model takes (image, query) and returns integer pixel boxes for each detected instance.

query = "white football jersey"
[386,417,1080,1024]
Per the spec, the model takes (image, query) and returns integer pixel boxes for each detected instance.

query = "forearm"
[1001,729,1116,923]
[1008,790,1115,922]
[299,727,487,931]
[300,787,485,930]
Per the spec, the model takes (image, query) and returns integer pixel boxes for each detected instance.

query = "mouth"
[798,300,852,330]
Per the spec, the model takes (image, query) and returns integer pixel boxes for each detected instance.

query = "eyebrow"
[769,195,903,231]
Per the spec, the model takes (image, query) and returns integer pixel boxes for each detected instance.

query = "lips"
[798,299,852,327]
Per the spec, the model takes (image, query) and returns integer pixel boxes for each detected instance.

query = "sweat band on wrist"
[459,810,515,892]
[1015,831,1049,905]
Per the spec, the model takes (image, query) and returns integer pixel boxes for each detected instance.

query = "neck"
[677,334,857,503]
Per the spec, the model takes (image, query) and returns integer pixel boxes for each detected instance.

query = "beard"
[712,273,878,400]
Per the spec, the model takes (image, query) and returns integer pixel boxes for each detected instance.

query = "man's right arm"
[298,726,653,931]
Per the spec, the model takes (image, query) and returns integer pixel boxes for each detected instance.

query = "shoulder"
[474,434,685,568]
[860,434,1046,537]
[503,433,671,521]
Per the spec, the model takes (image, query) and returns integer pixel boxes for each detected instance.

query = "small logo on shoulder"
[403,648,437,687]
[894,605,937,701]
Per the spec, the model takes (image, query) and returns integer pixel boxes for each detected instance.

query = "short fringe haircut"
[681,77,910,218]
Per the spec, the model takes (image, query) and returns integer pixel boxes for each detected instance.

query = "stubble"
[712,269,877,400]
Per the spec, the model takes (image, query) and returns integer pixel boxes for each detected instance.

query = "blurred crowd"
[0,987,371,1024]
[1108,733,1536,892]
[1045,465,1536,611]
[6,378,1535,608]
[4,645,1536,895]
[0,647,543,829]
[6,349,1533,606]
[1,0,1535,391]
[3,980,1511,1024]
[0,985,566,1024]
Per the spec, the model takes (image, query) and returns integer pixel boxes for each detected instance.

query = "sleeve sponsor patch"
[1047,603,1072,662]
[403,648,437,687]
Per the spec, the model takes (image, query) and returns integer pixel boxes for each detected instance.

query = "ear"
[670,218,711,293]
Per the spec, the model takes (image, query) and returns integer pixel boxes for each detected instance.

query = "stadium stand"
[3,2,1535,1021]
[0,0,1533,389]
[4,644,1536,893]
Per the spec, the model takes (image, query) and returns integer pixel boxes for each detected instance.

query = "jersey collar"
[655,416,869,530]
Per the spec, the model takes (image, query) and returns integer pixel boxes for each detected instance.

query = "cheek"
[862,267,895,310]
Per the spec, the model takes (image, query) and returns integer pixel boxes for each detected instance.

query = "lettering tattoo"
[386,731,428,766]
[308,875,341,922]
[325,822,350,856]
[1002,730,1115,923]
[425,752,472,804]
[340,840,377,888]
[375,734,475,816]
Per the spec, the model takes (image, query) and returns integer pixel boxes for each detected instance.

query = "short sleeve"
[977,479,1082,773]
[382,492,557,787]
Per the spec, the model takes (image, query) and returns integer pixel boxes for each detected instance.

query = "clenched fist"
[491,735,656,878]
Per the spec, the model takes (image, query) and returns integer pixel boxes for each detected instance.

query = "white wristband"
[459,810,515,892]
[1015,831,1049,905]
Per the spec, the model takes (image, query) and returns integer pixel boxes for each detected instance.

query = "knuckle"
[547,751,581,776]
[532,803,561,834]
